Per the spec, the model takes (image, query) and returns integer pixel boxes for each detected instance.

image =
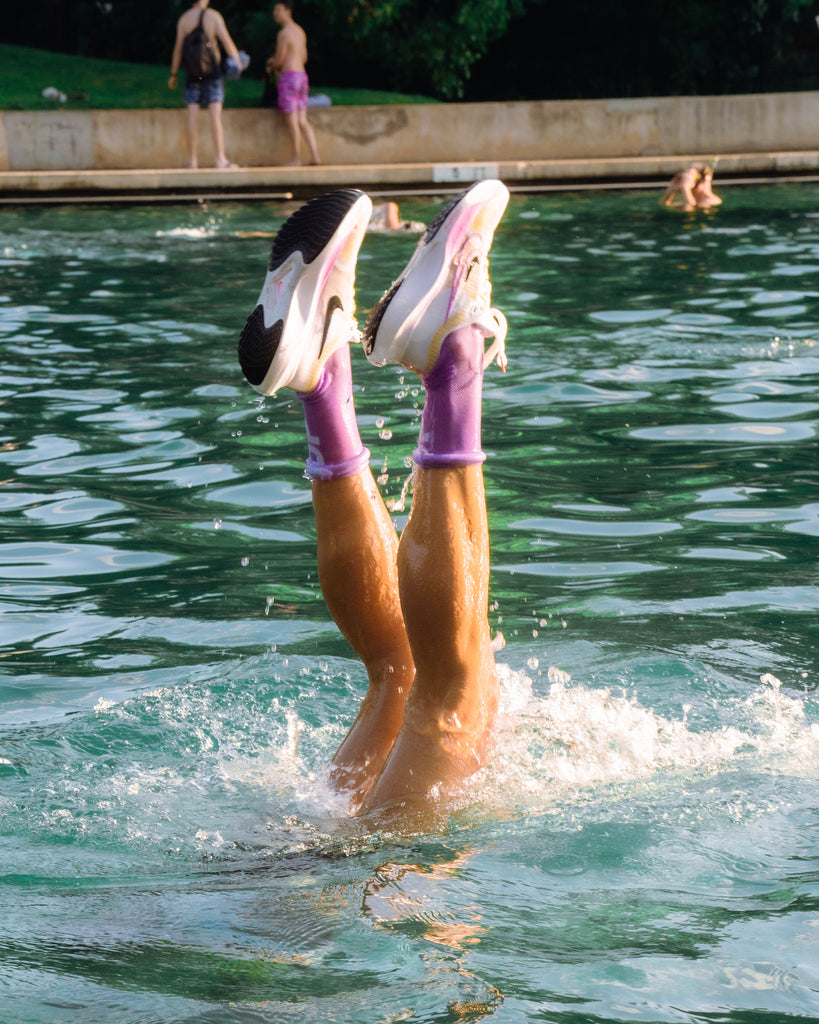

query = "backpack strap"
[199,8,220,77]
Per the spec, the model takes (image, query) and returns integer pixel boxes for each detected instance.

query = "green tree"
[466,0,819,100]
[297,0,529,99]
[5,0,818,101]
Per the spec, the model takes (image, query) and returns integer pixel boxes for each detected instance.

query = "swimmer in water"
[661,159,722,212]
[238,181,509,819]
[367,201,425,234]
[234,200,423,240]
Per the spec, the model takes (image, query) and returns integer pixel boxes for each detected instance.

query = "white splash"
[24,663,816,863]
[154,226,217,239]
[467,665,819,814]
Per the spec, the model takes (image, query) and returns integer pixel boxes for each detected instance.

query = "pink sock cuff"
[305,446,371,480]
[412,447,486,468]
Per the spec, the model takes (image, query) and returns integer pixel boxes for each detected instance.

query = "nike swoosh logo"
[318,295,344,358]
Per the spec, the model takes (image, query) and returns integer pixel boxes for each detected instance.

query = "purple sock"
[297,346,370,480]
[414,325,485,468]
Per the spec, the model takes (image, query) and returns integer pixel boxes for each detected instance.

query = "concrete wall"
[2,92,818,171]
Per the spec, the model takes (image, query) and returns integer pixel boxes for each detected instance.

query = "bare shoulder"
[177,7,199,31]
[205,7,226,27]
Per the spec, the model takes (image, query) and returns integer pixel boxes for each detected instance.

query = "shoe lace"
[481,309,508,373]
[456,249,508,373]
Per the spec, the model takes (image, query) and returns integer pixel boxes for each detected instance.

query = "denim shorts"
[184,75,225,107]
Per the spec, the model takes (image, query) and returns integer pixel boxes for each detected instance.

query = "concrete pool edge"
[2,92,819,201]
[2,151,819,204]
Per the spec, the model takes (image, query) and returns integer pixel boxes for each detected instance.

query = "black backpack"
[181,10,219,82]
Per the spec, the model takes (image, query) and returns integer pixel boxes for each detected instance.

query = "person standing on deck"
[169,0,242,169]
[270,1,322,166]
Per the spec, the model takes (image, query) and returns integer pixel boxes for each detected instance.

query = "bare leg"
[237,190,412,805]
[185,104,199,168]
[298,110,321,165]
[313,470,414,803]
[359,326,499,818]
[299,346,414,805]
[360,463,497,816]
[238,184,508,820]
[354,179,510,820]
[207,102,235,168]
[282,110,302,165]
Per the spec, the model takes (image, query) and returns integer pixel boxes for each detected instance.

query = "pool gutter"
[2,152,819,205]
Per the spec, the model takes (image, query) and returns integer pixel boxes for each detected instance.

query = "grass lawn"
[0,44,436,110]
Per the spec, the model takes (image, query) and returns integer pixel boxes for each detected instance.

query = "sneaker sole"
[238,189,372,394]
[361,179,509,373]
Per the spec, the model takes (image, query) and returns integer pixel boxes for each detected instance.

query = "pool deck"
[3,93,819,202]
[3,150,819,204]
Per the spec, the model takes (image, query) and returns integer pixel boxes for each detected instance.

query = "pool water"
[1,185,818,1023]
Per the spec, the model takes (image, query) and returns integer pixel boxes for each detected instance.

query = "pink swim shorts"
[277,70,309,114]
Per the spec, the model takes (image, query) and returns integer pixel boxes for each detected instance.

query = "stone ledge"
[3,93,819,176]
[2,152,819,202]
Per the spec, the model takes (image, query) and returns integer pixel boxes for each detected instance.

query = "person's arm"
[679,168,698,211]
[271,31,290,70]
[660,173,682,207]
[213,11,241,64]
[169,21,185,89]
[660,184,676,207]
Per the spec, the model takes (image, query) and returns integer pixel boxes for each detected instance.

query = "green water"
[1,186,818,1023]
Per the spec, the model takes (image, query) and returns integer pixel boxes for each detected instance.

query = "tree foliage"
[468,0,819,100]
[307,0,528,99]
[5,0,818,101]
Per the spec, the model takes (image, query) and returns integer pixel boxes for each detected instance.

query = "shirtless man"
[661,161,723,211]
[237,180,509,820]
[169,0,241,169]
[270,0,321,166]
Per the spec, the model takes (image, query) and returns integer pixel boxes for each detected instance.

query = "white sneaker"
[238,189,373,394]
[361,179,509,376]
